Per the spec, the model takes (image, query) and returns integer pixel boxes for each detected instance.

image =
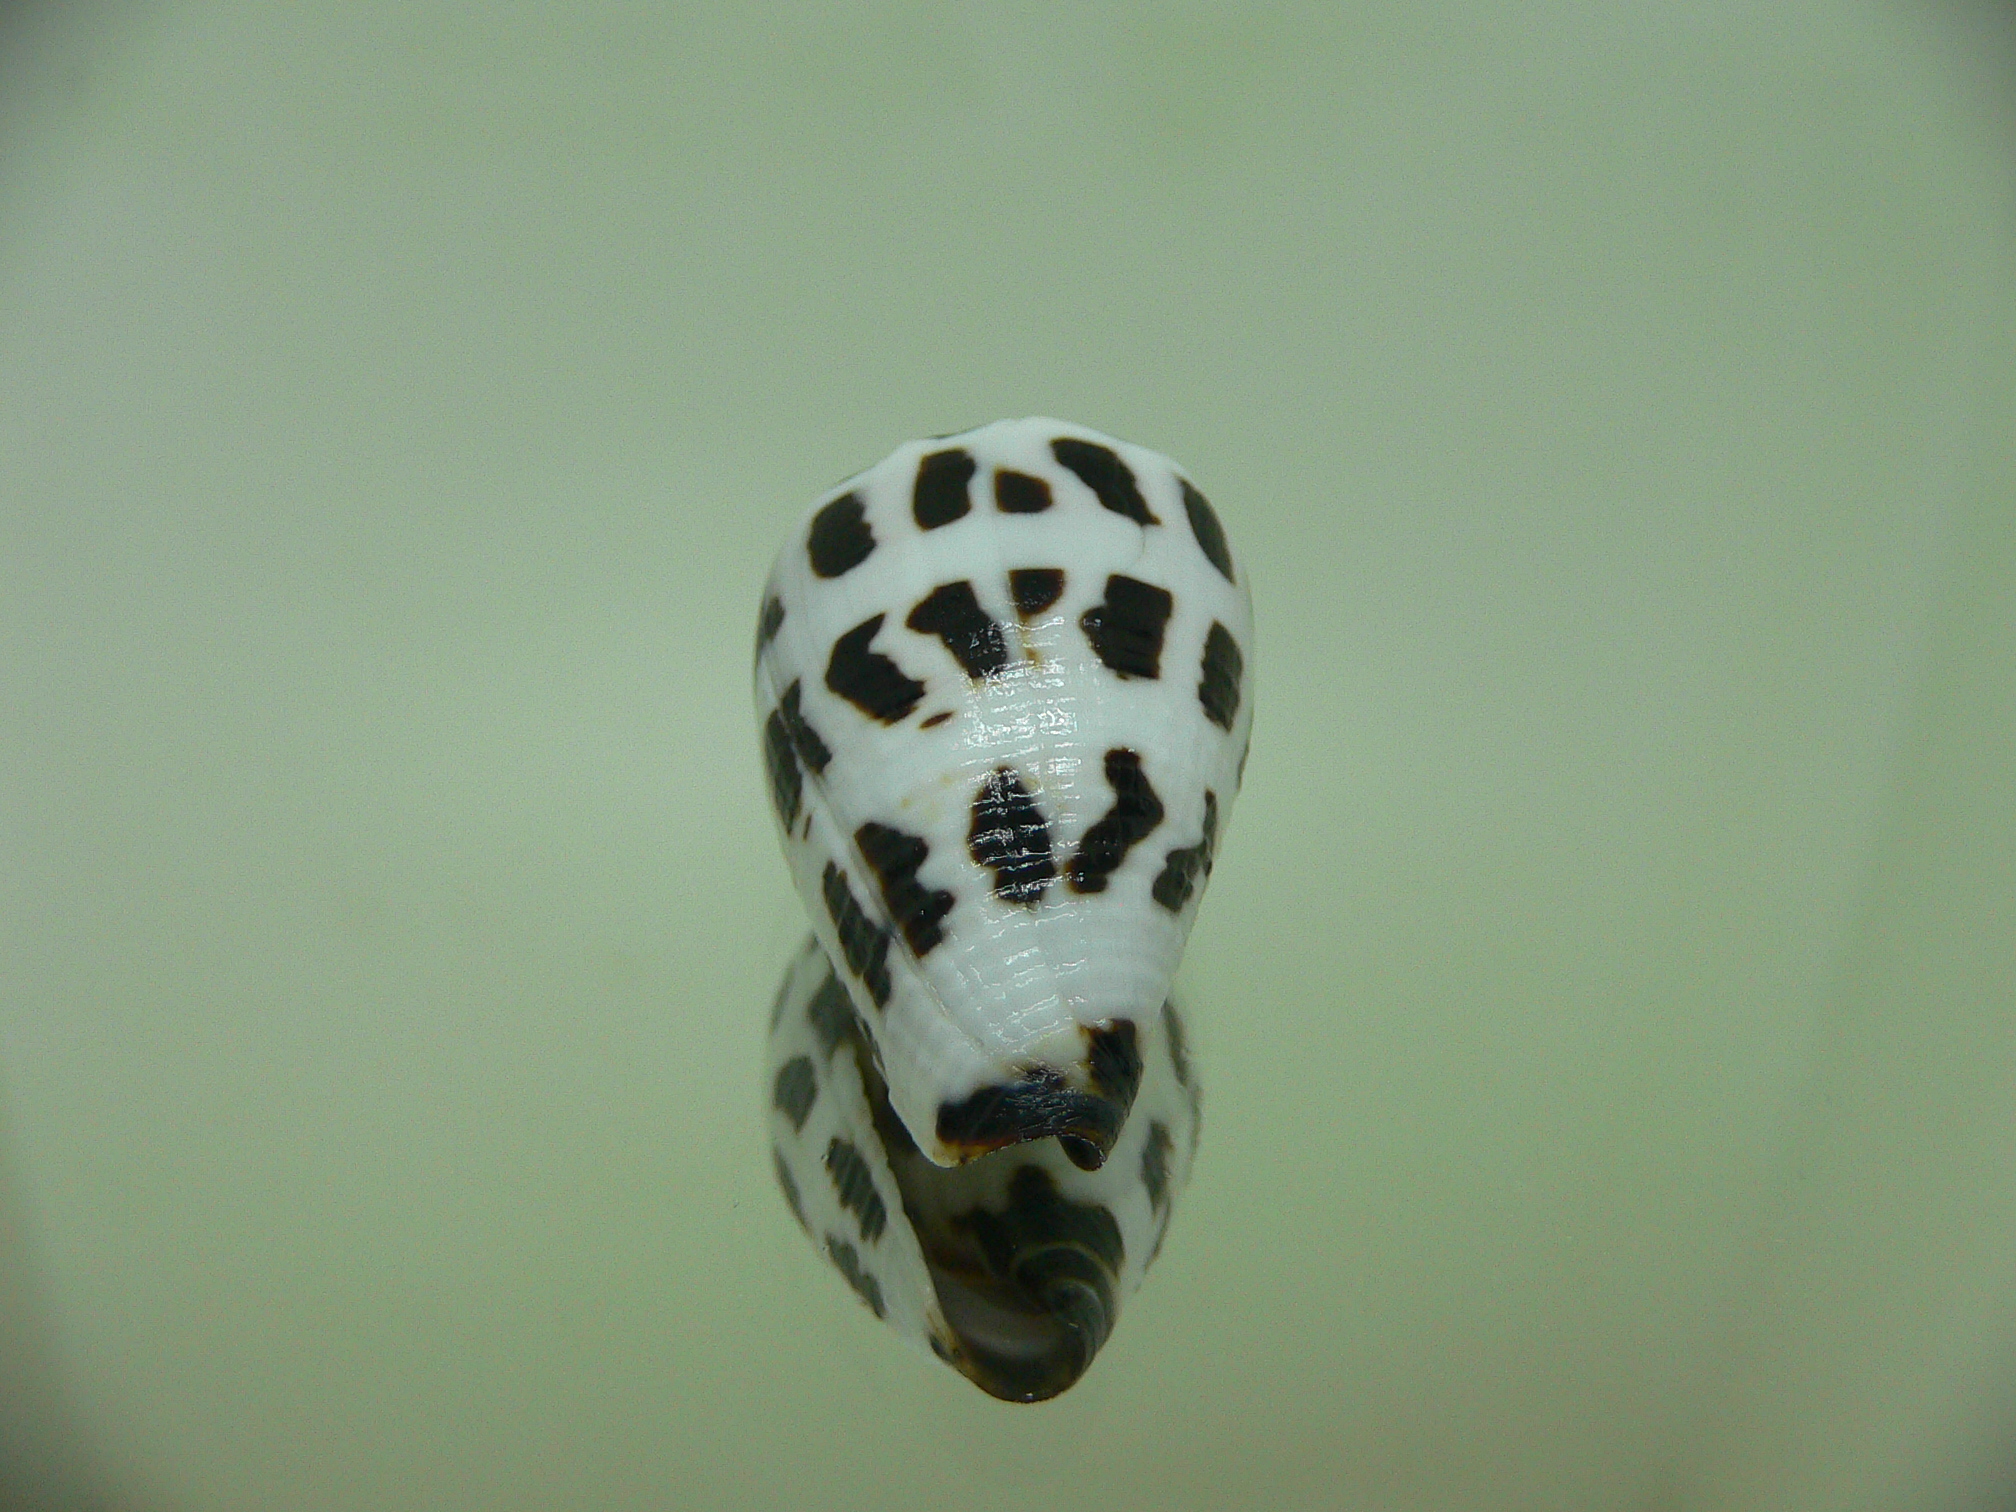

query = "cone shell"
[755,418,1248,1167]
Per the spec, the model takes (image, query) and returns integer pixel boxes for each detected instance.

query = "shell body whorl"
[756,417,1250,1400]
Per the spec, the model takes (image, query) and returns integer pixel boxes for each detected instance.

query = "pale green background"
[1,3,2013,1510]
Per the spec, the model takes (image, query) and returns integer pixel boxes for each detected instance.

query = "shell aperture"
[755,418,1251,1401]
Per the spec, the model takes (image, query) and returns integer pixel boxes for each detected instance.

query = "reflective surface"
[2,4,2014,1509]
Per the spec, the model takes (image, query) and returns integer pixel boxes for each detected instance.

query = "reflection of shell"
[766,938,1202,1402]
[754,419,1251,1400]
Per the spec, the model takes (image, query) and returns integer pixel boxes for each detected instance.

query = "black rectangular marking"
[1198,621,1243,729]
[968,767,1056,904]
[821,861,892,1006]
[1009,567,1065,620]
[826,614,926,723]
[855,820,954,956]
[1066,748,1165,893]
[1051,438,1157,524]
[1080,575,1173,680]
[906,580,1009,679]
[913,448,977,529]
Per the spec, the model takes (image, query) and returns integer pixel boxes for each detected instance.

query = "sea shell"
[755,417,1251,1400]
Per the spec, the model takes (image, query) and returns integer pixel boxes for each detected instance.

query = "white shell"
[755,418,1251,1399]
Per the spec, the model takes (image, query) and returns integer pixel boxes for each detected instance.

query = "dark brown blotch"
[762,680,833,829]
[854,820,954,957]
[762,707,802,828]
[826,1235,887,1319]
[1066,749,1165,894]
[806,967,862,1054]
[774,1149,808,1232]
[826,614,926,724]
[807,493,875,578]
[993,468,1053,514]
[1008,567,1065,620]
[775,681,832,774]
[1198,621,1243,730]
[1163,1000,1194,1091]
[1051,438,1157,525]
[1151,790,1218,913]
[968,767,1056,905]
[821,862,892,1007]
[767,969,795,1033]
[913,447,977,530]
[1080,574,1173,680]
[754,593,785,662]
[825,1137,889,1243]
[1181,479,1235,582]
[906,580,1009,679]
[1141,1120,1174,1212]
[772,1054,817,1132]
